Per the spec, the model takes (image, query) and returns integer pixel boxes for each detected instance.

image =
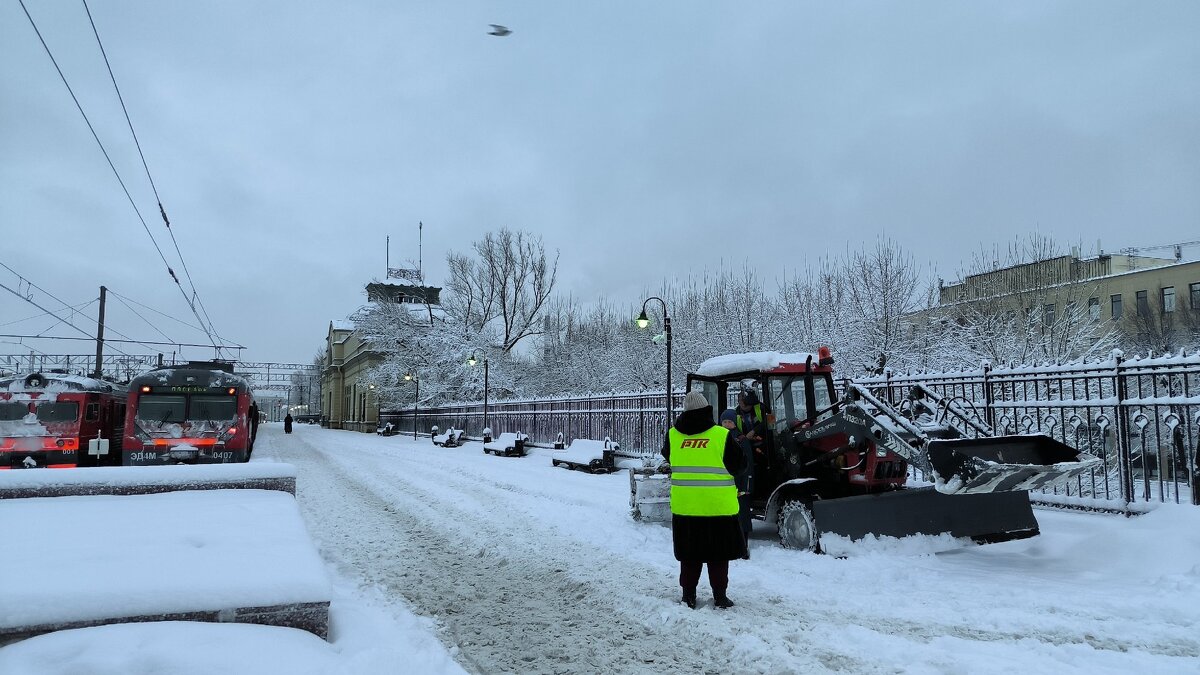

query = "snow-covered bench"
[432,428,465,447]
[551,437,621,474]
[483,432,527,457]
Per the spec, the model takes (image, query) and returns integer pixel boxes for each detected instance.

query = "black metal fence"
[385,352,1200,509]
[855,353,1200,508]
[381,390,685,461]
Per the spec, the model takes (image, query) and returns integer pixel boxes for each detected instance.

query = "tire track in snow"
[270,429,856,674]
[262,428,1198,670]
[305,441,1200,660]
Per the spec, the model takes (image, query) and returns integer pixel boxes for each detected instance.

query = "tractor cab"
[686,348,902,507]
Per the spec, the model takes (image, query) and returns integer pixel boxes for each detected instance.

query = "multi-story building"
[320,280,441,431]
[932,249,1200,356]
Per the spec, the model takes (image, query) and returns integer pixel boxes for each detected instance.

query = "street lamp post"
[368,384,376,430]
[468,355,489,439]
[636,296,673,425]
[404,373,419,439]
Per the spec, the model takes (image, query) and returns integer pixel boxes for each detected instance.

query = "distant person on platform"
[662,391,747,609]
[284,413,293,434]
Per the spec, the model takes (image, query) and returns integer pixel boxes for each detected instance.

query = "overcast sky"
[3,1,1198,367]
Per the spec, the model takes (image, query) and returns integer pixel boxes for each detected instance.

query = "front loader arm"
[795,385,1099,495]
[793,401,932,472]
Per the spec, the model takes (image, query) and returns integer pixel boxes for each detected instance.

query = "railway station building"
[320,280,441,432]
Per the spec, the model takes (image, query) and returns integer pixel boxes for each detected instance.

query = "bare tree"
[445,229,559,352]
[934,235,1116,367]
[1121,284,1200,355]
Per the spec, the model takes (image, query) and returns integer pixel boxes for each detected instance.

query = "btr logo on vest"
[679,438,710,449]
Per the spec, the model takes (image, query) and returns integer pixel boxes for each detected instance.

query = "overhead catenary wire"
[0,299,96,329]
[0,334,243,350]
[107,289,245,349]
[17,0,222,354]
[80,0,223,347]
[0,281,133,357]
[0,262,168,356]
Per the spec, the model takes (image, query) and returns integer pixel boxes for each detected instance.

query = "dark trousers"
[680,561,729,596]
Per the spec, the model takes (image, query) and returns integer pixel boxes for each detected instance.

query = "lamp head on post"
[636,296,674,427]
[468,354,490,440]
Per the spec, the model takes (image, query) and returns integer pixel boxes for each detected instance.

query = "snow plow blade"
[926,435,1101,495]
[629,468,671,523]
[811,487,1039,544]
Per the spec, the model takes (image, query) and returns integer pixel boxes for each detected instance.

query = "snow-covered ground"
[4,422,1199,674]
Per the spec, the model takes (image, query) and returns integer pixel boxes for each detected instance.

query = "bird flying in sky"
[488,24,512,36]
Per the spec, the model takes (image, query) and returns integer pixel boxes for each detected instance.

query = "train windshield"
[190,395,237,421]
[0,401,78,422]
[36,402,79,422]
[137,395,187,424]
[0,402,29,421]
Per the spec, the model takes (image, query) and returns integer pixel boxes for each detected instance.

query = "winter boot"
[713,595,735,609]
[681,589,697,609]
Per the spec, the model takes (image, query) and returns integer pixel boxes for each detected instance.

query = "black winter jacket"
[661,405,748,562]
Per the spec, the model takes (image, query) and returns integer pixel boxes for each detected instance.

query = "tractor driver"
[734,388,768,459]
[734,388,770,504]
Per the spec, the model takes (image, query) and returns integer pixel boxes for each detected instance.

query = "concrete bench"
[0,488,331,644]
[551,438,621,474]
[0,463,297,500]
[432,428,465,447]
[483,432,527,457]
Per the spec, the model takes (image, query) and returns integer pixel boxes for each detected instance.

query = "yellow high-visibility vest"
[668,425,738,516]
[735,404,763,433]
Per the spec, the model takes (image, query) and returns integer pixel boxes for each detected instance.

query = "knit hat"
[682,391,710,411]
[719,409,737,423]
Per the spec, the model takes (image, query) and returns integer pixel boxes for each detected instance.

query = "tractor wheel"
[778,499,819,552]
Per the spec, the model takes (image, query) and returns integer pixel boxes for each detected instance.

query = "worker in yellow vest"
[661,391,747,609]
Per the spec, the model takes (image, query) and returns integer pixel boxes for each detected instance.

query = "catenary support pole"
[92,285,106,379]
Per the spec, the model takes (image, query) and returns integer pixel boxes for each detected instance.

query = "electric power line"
[0,281,133,357]
[17,0,222,354]
[0,261,170,355]
[0,334,242,350]
[110,291,177,344]
[0,299,96,328]
[107,289,244,348]
[80,0,223,350]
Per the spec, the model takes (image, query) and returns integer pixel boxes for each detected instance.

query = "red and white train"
[123,362,259,465]
[0,372,127,469]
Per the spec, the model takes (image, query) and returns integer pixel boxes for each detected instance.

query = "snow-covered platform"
[0,488,331,644]
[0,463,296,499]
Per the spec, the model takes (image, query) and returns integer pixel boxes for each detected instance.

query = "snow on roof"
[369,278,441,289]
[1,373,119,394]
[330,320,355,331]
[695,351,818,377]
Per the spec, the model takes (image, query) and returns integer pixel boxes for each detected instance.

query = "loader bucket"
[629,468,671,523]
[926,434,1101,495]
[811,487,1039,545]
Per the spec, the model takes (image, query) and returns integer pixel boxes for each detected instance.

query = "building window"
[1111,294,1122,320]
[1162,287,1175,313]
[1088,297,1100,321]
[1044,304,1056,326]
[1136,290,1149,317]
[1192,282,1200,310]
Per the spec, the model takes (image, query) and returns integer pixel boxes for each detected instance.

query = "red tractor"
[634,349,1099,552]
